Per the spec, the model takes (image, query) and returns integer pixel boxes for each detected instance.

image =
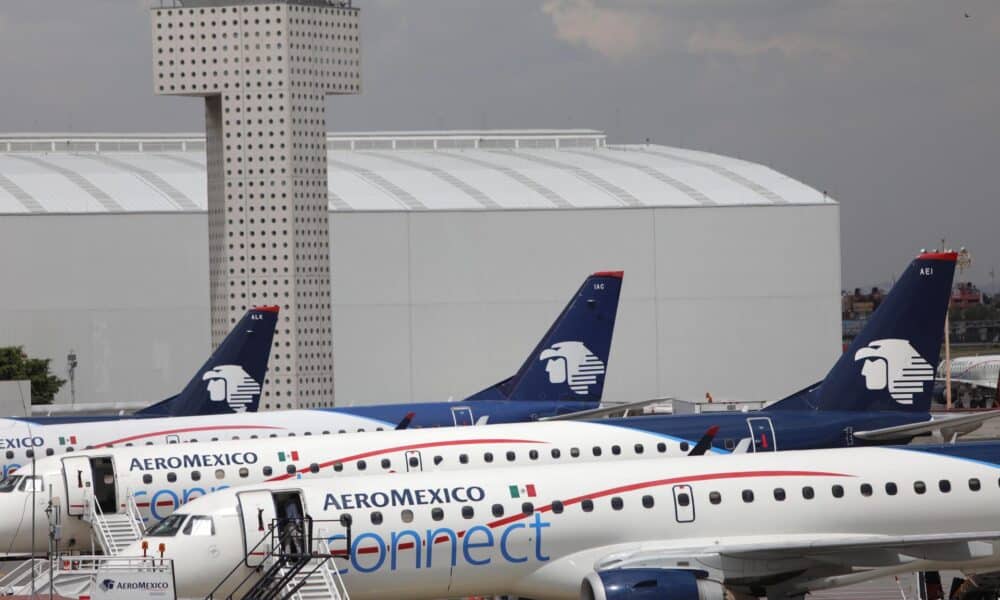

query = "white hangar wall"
[0,204,840,409]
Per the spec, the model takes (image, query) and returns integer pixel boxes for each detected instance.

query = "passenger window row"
[710,478,982,505]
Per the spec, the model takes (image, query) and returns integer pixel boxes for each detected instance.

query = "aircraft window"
[270,434,278,438]
[802,487,815,500]
[18,477,42,493]
[885,482,898,496]
[433,456,443,466]
[338,430,346,434]
[211,438,218,442]
[370,512,382,525]
[552,500,564,514]
[357,429,365,433]
[144,442,152,446]
[581,499,594,512]
[215,469,225,480]
[376,428,384,432]
[408,456,420,468]
[459,454,469,465]
[592,447,602,457]
[676,493,690,507]
[4,451,12,459]
[146,513,187,537]
[914,481,927,494]
[142,474,153,485]
[182,516,215,536]
[231,436,240,440]
[860,483,873,497]
[483,453,493,463]
[611,445,621,456]
[741,490,754,503]
[378,458,390,470]
[969,478,981,491]
[634,444,644,455]
[431,508,444,521]
[522,502,534,515]
[570,447,580,458]
[401,509,414,523]
[322,431,330,435]
[773,488,786,501]
[167,472,177,483]
[289,433,297,437]
[642,495,654,509]
[239,468,249,478]
[709,491,722,505]
[939,480,951,493]
[66,447,74,452]
[657,442,667,453]
[45,448,54,457]
[357,460,367,471]
[506,451,516,462]
[679,442,690,452]
[832,485,844,498]
[250,435,258,440]
[126,443,134,447]
[529,450,539,460]
[309,464,319,474]
[0,476,21,493]
[191,471,201,481]
[462,506,474,519]
[263,466,272,477]
[304,432,312,436]
[550,449,561,459]
[286,465,296,475]
[333,463,343,472]
[491,504,504,518]
[25,450,33,459]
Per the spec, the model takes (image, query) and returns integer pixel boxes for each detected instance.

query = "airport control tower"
[151,0,361,409]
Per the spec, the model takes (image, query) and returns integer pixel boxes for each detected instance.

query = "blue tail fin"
[134,306,279,417]
[464,271,623,403]
[772,251,956,413]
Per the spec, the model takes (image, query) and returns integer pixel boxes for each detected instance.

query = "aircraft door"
[747,417,777,452]
[237,491,278,567]
[404,450,423,472]
[62,456,95,517]
[672,484,695,523]
[451,406,474,427]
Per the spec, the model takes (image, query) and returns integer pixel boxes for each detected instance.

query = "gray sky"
[1,0,998,289]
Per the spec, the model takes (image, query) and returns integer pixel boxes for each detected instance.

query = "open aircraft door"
[237,491,277,567]
[747,417,777,452]
[62,456,95,517]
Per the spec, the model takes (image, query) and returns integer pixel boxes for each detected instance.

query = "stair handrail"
[87,496,117,555]
[124,488,146,539]
[315,535,350,600]
[0,558,49,593]
[204,522,278,600]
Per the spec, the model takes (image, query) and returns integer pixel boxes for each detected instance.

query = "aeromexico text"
[129,452,259,471]
[324,486,487,510]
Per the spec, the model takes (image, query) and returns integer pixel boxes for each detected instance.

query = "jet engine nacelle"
[581,568,726,600]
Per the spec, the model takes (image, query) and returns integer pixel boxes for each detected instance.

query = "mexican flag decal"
[278,450,299,462]
[59,436,77,445]
[509,484,536,499]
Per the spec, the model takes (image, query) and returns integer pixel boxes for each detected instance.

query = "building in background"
[0,130,841,409]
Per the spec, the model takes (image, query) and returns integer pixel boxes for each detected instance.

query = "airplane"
[0,271,624,479]
[131,440,1000,600]
[0,252,985,554]
[0,306,279,478]
[935,355,1000,406]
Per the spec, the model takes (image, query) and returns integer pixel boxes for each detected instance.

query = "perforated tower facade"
[151,0,360,408]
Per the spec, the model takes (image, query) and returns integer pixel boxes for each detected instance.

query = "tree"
[0,347,66,405]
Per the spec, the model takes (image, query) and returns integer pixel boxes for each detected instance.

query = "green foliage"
[0,346,66,405]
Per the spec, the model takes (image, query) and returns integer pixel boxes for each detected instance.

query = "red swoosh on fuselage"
[350,469,854,554]
[92,425,286,448]
[266,438,549,482]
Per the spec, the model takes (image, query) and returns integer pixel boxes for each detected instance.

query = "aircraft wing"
[853,410,1000,441]
[537,397,672,421]
[948,377,998,390]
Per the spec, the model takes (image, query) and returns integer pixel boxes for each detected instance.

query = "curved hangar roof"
[0,131,833,214]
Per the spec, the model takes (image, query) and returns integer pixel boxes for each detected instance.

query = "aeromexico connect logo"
[100,579,115,592]
[854,338,935,404]
[202,365,261,412]
[539,341,605,395]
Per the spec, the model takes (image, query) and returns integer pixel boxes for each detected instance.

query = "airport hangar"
[0,130,841,410]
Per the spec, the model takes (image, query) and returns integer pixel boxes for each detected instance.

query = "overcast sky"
[1,0,997,289]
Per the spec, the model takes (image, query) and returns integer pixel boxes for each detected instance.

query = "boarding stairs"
[207,518,350,600]
[0,556,168,598]
[87,491,145,556]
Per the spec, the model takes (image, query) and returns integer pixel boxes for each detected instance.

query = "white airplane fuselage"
[130,443,1000,600]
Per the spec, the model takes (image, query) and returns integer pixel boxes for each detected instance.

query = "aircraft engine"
[581,568,726,600]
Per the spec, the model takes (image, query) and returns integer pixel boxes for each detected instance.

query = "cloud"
[686,25,849,62]
[541,0,670,60]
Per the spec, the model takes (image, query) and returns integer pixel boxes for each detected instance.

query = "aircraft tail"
[135,306,279,416]
[771,251,956,413]
[464,271,623,404]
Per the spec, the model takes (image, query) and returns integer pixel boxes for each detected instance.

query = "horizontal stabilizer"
[854,410,1000,441]
[538,397,670,421]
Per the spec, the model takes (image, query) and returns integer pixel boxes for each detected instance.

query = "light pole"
[66,350,77,407]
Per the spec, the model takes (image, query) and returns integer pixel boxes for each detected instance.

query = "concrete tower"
[151,0,360,409]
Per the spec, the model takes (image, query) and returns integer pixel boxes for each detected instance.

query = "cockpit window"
[146,514,187,537]
[17,476,43,493]
[182,515,215,537]
[0,476,21,493]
